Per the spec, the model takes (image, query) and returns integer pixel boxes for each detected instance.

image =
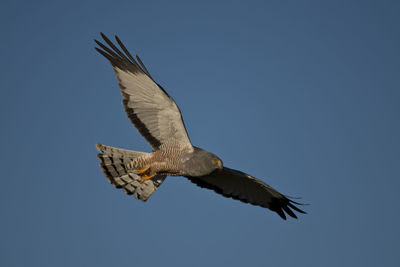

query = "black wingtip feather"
[135,54,153,78]
[282,205,297,219]
[94,47,114,62]
[114,35,135,62]
[288,202,307,214]
[95,33,156,82]
[186,176,305,220]
[275,208,287,220]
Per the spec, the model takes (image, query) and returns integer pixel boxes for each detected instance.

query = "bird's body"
[128,143,221,177]
[95,33,306,220]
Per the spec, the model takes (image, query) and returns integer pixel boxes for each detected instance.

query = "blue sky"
[1,0,399,266]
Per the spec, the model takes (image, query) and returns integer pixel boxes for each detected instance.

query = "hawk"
[95,33,306,220]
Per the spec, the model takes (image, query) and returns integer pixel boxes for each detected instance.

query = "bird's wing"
[95,33,192,151]
[186,167,306,220]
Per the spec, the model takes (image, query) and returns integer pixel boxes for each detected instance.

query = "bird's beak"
[217,159,223,169]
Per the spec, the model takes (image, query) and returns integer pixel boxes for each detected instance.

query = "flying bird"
[94,33,306,220]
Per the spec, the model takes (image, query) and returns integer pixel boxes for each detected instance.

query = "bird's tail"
[96,143,166,201]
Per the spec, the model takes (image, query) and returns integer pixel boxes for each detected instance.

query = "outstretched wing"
[186,167,306,220]
[95,33,192,151]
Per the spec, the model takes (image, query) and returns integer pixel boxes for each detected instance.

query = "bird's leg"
[131,156,159,183]
[139,173,156,184]
[134,164,157,183]
[135,165,151,174]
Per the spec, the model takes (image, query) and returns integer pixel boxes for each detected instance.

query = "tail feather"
[96,143,166,201]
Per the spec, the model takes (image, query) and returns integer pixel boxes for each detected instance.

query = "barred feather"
[96,143,166,201]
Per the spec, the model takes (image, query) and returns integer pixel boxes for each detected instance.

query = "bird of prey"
[94,33,306,220]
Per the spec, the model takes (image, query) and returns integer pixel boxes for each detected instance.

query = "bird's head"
[182,148,224,176]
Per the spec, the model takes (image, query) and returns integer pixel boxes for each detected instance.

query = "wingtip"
[94,39,102,46]
[288,201,307,214]
[275,208,287,220]
[271,196,307,220]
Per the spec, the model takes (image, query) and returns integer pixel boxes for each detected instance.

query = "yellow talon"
[135,165,151,174]
[139,173,156,184]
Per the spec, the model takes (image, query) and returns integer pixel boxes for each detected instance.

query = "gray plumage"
[95,33,306,220]
[96,144,166,201]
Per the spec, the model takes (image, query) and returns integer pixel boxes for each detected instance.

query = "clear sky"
[1,0,399,266]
